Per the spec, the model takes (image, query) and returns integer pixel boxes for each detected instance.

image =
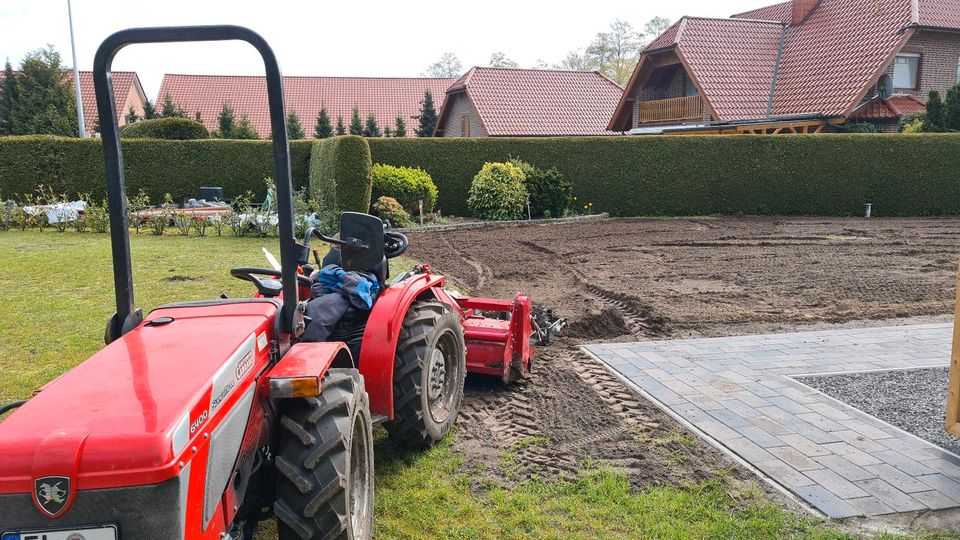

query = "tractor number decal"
[190,410,208,434]
[210,333,256,413]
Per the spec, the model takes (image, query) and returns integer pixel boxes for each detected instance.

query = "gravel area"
[796,367,960,455]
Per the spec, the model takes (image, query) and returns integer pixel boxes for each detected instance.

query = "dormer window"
[893,53,920,90]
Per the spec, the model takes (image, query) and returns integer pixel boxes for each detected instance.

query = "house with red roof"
[608,0,960,134]
[155,75,454,138]
[434,67,623,137]
[0,70,147,136]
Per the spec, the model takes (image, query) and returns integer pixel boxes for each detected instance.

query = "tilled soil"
[407,217,960,500]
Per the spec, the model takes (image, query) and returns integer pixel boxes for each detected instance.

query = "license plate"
[1,525,117,540]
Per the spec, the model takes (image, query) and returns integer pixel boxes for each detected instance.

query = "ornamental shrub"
[509,159,572,218]
[467,162,527,220]
[120,117,209,139]
[372,196,413,227]
[371,163,438,214]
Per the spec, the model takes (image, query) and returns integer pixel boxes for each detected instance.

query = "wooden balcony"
[638,95,704,124]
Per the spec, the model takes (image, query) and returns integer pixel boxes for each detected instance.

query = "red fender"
[265,342,353,398]
[359,271,445,418]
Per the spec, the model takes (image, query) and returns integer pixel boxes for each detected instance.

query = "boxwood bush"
[120,117,210,139]
[368,135,960,217]
[371,163,438,214]
[467,162,528,220]
[0,136,312,203]
[309,135,372,213]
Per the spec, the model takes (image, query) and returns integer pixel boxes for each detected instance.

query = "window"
[893,53,920,89]
[460,115,470,137]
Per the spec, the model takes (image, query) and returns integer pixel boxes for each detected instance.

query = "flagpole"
[67,0,87,137]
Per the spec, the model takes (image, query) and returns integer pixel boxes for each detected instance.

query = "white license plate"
[2,525,117,540]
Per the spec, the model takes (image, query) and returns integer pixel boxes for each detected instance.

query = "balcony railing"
[638,95,704,124]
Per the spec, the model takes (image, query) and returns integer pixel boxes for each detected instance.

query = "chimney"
[791,0,819,25]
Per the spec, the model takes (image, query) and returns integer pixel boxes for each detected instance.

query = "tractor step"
[371,413,388,425]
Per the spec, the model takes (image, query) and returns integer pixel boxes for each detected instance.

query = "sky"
[0,0,771,100]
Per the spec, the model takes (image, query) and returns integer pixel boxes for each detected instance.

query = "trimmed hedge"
[309,135,372,213]
[0,136,312,202]
[120,117,209,139]
[368,135,960,217]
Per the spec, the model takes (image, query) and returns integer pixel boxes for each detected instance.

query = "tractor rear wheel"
[386,301,466,448]
[275,369,374,540]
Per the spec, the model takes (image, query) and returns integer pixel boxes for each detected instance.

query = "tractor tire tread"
[385,301,466,449]
[276,369,372,540]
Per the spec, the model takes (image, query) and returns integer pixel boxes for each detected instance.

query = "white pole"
[67,0,87,138]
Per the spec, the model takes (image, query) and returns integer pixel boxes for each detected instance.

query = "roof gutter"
[766,23,789,117]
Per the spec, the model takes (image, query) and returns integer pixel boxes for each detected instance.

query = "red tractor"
[0,26,559,540]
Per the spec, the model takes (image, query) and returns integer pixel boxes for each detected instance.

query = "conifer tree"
[394,115,407,137]
[336,115,346,136]
[349,106,363,135]
[415,90,438,137]
[314,105,333,138]
[287,110,304,140]
[362,112,381,137]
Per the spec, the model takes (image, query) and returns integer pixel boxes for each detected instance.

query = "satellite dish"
[878,74,894,100]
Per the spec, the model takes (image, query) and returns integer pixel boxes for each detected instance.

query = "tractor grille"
[0,464,189,540]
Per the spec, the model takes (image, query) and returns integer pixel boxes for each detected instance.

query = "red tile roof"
[658,17,787,120]
[613,0,960,130]
[770,0,912,116]
[0,70,143,133]
[76,71,144,132]
[731,1,793,22]
[848,94,926,119]
[917,0,960,28]
[156,75,454,138]
[437,67,623,136]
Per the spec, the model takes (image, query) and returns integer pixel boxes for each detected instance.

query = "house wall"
[441,93,487,137]
[120,83,147,127]
[882,30,960,100]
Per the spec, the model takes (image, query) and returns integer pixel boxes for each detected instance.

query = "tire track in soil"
[409,217,960,500]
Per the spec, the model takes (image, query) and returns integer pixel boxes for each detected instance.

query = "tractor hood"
[0,299,277,497]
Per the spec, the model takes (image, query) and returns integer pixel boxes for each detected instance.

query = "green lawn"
[0,230,936,539]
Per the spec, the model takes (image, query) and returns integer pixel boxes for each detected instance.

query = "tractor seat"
[322,247,388,287]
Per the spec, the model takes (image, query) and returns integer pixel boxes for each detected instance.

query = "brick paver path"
[582,324,960,518]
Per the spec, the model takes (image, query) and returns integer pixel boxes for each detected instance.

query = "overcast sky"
[1,0,769,100]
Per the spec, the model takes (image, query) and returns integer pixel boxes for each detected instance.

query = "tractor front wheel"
[275,369,374,540]
[386,301,466,448]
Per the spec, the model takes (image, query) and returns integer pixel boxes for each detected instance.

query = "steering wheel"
[385,230,408,259]
[230,268,313,297]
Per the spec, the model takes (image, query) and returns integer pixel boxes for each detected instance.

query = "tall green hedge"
[0,136,312,202]
[309,135,372,213]
[369,135,960,217]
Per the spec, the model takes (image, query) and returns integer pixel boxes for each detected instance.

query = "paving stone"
[748,415,793,436]
[819,442,883,467]
[814,454,876,482]
[753,459,816,487]
[909,489,960,509]
[727,438,777,463]
[584,324,960,518]
[735,425,788,448]
[846,496,896,516]
[769,446,825,472]
[778,434,832,457]
[916,474,960,501]
[854,478,927,513]
[795,412,847,433]
[805,469,870,499]
[791,485,862,518]
[873,450,936,477]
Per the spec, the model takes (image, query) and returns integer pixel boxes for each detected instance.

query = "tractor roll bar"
[93,26,300,340]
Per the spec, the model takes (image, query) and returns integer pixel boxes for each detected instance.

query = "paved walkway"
[582,324,960,519]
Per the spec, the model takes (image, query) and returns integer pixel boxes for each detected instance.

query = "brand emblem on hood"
[34,475,70,517]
